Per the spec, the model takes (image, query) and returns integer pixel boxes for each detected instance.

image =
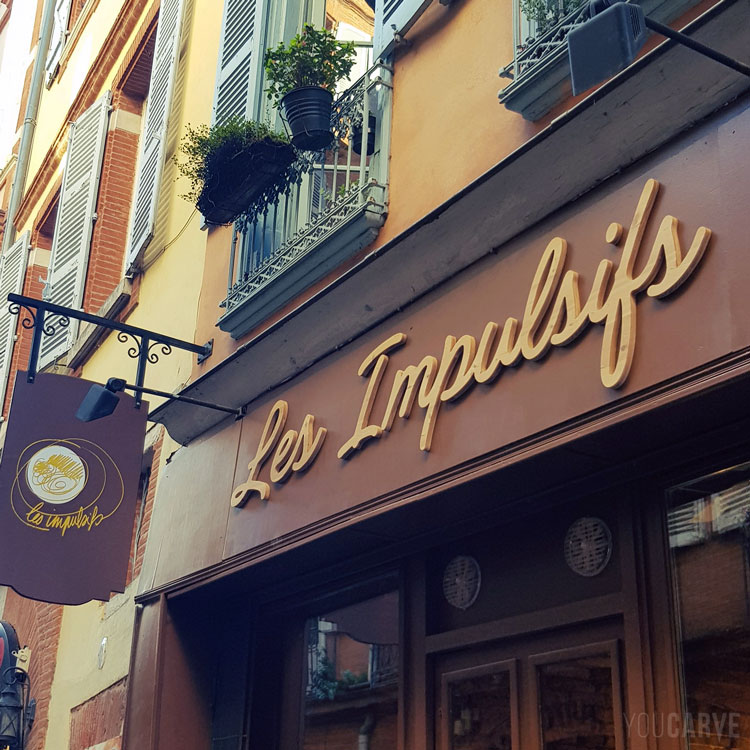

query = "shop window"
[667,464,750,749]
[301,592,400,747]
[240,577,400,750]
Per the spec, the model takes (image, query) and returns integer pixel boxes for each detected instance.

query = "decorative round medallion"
[564,517,613,577]
[442,555,482,610]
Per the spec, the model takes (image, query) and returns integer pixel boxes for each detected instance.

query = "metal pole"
[2,0,57,253]
[134,337,149,409]
[26,309,44,384]
[117,382,245,419]
[8,294,211,357]
[644,16,750,77]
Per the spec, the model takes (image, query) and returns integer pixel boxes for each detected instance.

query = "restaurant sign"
[231,179,712,508]
[0,373,147,604]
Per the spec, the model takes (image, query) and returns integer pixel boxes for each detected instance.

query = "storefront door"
[435,619,625,750]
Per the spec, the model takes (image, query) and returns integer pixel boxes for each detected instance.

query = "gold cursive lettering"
[338,333,406,458]
[232,400,327,506]
[339,179,711,458]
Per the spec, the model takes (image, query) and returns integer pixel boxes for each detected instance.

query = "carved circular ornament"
[564,517,613,577]
[442,555,482,610]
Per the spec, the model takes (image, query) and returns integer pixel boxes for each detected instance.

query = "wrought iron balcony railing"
[503,0,590,83]
[499,0,700,119]
[218,60,393,339]
[498,0,590,119]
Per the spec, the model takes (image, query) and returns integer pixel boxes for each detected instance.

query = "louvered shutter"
[0,232,30,403]
[46,0,73,83]
[38,93,110,370]
[667,499,709,548]
[713,482,750,533]
[373,0,432,59]
[212,0,263,126]
[125,0,187,269]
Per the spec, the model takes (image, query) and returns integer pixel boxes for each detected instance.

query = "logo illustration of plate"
[25,444,87,505]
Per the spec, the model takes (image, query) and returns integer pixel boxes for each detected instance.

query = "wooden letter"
[230,400,288,507]
[338,333,407,459]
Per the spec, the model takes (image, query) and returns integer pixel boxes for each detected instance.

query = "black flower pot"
[281,86,334,151]
[352,114,376,156]
[198,139,296,226]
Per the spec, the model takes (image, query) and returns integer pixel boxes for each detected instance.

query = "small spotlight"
[75,379,126,422]
[568,2,647,95]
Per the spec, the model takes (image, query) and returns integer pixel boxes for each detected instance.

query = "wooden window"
[0,231,29,406]
[125,0,187,270]
[373,0,431,58]
[45,0,73,84]
[211,0,264,126]
[38,93,110,369]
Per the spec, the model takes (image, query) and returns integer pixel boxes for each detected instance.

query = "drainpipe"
[358,712,375,750]
[1,0,56,254]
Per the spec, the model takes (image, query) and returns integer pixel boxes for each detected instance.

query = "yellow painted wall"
[44,587,137,750]
[37,0,222,746]
[22,0,153,230]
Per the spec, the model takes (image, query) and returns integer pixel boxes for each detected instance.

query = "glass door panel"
[435,629,625,750]
[532,641,624,750]
[440,660,519,750]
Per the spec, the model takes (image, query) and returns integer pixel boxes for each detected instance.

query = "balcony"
[218,60,392,339]
[499,0,705,120]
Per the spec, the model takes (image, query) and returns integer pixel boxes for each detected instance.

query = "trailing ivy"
[173,117,290,205]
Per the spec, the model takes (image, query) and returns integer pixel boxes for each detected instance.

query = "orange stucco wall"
[191,0,719,375]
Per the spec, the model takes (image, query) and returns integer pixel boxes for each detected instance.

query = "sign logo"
[25,444,87,504]
[12,438,123,536]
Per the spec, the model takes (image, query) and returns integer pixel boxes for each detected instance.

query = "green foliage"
[520,0,584,36]
[309,654,339,701]
[264,24,357,107]
[173,117,290,204]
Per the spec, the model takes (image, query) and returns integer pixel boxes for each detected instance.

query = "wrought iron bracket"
[7,294,213,409]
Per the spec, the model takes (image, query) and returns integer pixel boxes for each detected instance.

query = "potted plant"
[265,25,357,151]
[174,117,296,225]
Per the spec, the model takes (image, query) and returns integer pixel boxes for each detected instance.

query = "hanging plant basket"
[281,86,334,151]
[265,25,357,151]
[197,138,296,226]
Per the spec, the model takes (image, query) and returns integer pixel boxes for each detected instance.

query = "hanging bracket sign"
[0,373,147,605]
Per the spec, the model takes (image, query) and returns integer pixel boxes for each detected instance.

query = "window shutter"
[125,0,187,270]
[46,0,73,83]
[713,482,750,533]
[373,0,432,59]
[0,231,30,403]
[212,0,263,126]
[39,93,110,370]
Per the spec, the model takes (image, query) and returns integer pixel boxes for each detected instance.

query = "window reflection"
[668,464,750,750]
[538,654,616,750]
[447,668,513,750]
[302,591,399,750]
